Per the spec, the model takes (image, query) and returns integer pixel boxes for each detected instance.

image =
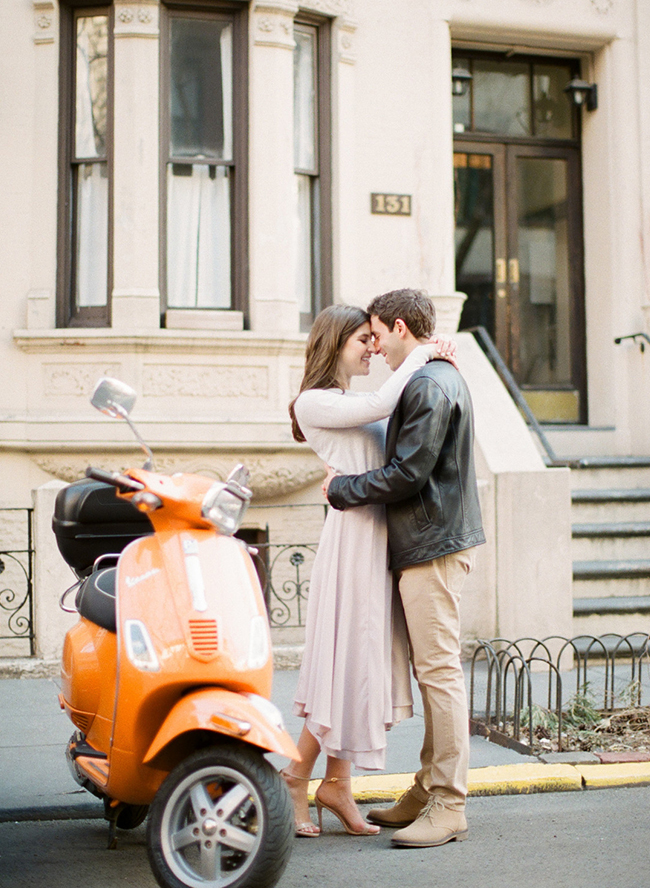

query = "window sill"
[164,309,244,331]
[13,327,307,355]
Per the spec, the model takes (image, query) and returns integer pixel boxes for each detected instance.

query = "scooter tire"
[115,803,149,830]
[146,743,293,888]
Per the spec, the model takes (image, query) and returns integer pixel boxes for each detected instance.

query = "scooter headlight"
[124,619,160,672]
[202,479,252,535]
[244,693,285,732]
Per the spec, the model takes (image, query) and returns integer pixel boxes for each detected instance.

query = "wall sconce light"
[564,78,598,111]
[451,66,472,97]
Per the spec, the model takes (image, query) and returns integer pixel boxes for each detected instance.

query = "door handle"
[508,258,520,285]
[495,258,507,298]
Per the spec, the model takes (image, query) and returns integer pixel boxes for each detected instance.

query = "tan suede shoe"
[366,785,427,827]
[390,797,468,847]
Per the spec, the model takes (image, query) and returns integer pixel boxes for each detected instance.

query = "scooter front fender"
[143,688,299,766]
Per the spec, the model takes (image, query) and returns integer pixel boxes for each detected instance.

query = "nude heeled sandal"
[280,769,320,838]
[314,777,381,836]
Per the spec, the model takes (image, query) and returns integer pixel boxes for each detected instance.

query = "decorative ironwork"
[252,543,318,628]
[0,509,35,656]
[469,633,650,752]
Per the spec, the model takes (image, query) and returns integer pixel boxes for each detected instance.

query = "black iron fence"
[242,504,327,629]
[0,508,35,656]
[469,634,650,753]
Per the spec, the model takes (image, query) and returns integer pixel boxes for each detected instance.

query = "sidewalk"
[1,664,650,823]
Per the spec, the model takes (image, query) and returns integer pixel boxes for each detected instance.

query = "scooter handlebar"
[85,466,146,494]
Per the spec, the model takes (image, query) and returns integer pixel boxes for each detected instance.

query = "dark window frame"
[160,0,249,325]
[452,49,582,147]
[294,12,332,332]
[57,1,114,328]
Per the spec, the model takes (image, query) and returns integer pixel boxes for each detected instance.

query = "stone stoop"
[571,457,650,643]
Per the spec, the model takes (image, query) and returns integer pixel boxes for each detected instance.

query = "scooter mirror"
[91,377,137,419]
[226,463,251,489]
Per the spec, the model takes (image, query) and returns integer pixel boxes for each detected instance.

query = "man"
[324,288,485,848]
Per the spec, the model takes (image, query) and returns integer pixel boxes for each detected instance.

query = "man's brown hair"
[367,288,436,339]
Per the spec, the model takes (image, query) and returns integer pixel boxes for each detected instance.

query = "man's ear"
[394,318,409,339]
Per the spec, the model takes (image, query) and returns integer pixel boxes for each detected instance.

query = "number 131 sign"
[371,193,412,215]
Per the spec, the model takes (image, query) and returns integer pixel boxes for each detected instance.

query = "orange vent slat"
[188,619,219,655]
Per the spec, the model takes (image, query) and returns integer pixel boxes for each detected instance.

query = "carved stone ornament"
[43,363,122,397]
[590,0,613,12]
[298,0,354,15]
[32,452,325,499]
[142,364,269,398]
[114,2,159,38]
[254,5,297,49]
[33,1,56,45]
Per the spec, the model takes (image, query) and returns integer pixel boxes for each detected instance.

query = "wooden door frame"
[454,138,587,423]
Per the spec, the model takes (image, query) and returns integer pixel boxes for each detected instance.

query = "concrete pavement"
[1,664,650,823]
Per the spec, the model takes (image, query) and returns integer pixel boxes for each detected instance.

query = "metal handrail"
[464,325,558,464]
[614,332,650,352]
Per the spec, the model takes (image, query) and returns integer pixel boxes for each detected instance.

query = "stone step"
[570,632,649,658]
[572,523,650,560]
[572,559,650,599]
[573,559,650,579]
[570,491,650,523]
[573,595,650,615]
[568,456,650,487]
[573,610,650,640]
[572,488,650,503]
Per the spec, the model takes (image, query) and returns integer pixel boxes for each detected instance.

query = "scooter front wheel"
[147,744,293,888]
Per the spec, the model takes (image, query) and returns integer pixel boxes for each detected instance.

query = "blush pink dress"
[292,345,435,770]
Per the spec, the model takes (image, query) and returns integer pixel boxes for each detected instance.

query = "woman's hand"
[428,334,459,369]
[322,464,338,498]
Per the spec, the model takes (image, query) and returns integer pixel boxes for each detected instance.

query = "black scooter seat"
[75,568,117,633]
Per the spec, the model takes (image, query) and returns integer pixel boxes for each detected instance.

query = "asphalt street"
[1,787,649,888]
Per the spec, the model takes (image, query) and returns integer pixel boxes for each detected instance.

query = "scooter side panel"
[60,618,117,748]
[142,687,300,766]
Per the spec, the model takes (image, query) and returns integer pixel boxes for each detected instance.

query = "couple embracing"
[284,289,485,848]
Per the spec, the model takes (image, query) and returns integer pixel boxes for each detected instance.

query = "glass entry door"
[454,142,585,423]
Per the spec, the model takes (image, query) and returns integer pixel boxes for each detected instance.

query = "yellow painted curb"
[576,762,650,789]
[468,763,582,795]
[301,764,585,803]
[303,773,415,804]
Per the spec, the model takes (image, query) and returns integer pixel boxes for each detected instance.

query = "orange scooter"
[54,377,298,888]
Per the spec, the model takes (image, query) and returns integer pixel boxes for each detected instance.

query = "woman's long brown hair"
[289,304,370,442]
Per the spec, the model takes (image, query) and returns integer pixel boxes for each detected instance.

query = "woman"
[284,304,454,837]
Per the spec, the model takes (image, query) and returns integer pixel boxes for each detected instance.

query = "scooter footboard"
[143,688,299,767]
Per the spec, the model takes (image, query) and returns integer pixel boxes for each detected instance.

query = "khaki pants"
[397,547,476,812]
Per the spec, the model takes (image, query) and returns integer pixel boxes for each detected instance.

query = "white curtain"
[76,164,108,307]
[167,165,231,308]
[294,174,312,314]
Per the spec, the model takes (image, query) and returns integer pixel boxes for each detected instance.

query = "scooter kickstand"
[104,798,122,850]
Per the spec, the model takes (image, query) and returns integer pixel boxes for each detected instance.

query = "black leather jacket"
[328,360,485,571]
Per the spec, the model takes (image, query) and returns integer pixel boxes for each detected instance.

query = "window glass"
[167,164,231,308]
[533,64,573,139]
[294,28,317,171]
[74,163,108,307]
[452,58,471,134]
[73,13,109,310]
[75,16,108,158]
[170,18,233,160]
[167,15,234,309]
[516,157,571,386]
[473,60,530,136]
